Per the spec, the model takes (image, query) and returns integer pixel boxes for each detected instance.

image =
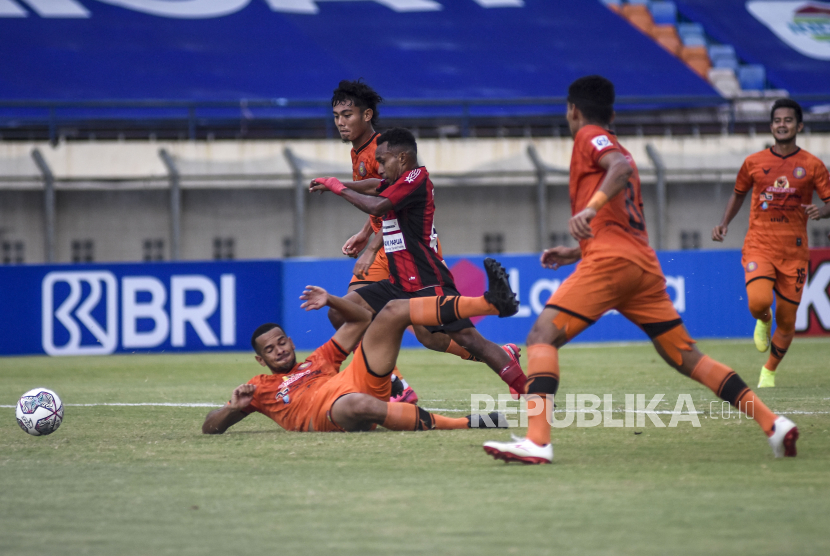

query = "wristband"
[322,177,346,196]
[586,190,609,212]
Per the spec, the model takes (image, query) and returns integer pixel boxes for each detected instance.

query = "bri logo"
[591,135,612,151]
[41,271,236,356]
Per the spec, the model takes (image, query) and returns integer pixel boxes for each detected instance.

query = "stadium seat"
[621,4,655,35]
[681,45,711,77]
[709,44,739,70]
[677,22,704,39]
[681,33,707,47]
[650,1,677,25]
[600,0,622,13]
[651,24,682,55]
[738,64,766,90]
[708,68,741,98]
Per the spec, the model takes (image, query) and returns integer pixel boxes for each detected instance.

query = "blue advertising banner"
[0,260,281,355]
[4,249,828,356]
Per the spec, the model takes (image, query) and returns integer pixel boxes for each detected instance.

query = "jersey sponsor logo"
[275,368,319,404]
[770,215,790,223]
[763,168,771,174]
[590,135,612,151]
[382,218,401,233]
[404,168,421,183]
[748,1,830,61]
[358,161,367,178]
[746,261,758,272]
[383,232,407,253]
[794,166,806,179]
[762,201,769,210]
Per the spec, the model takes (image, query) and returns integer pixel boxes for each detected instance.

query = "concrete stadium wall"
[1,135,829,264]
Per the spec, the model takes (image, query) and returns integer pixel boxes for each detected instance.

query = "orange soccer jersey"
[569,125,662,277]
[735,147,830,261]
[352,132,384,234]
[241,339,349,432]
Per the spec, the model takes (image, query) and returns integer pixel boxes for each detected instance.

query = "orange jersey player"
[201,259,520,435]
[712,99,830,388]
[483,75,798,465]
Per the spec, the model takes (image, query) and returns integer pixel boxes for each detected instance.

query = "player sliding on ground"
[712,99,830,388]
[483,75,799,464]
[202,258,519,434]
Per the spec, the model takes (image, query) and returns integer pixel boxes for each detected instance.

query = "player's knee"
[526,321,566,348]
[747,296,772,319]
[349,395,384,423]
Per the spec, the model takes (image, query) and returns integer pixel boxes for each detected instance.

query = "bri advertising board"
[1,249,829,356]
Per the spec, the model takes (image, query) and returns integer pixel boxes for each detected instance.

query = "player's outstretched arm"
[712,191,747,242]
[569,151,633,240]
[300,285,372,352]
[541,245,582,270]
[202,384,255,434]
[309,177,392,216]
[309,178,382,196]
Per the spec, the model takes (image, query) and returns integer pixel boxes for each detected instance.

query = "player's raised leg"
[746,274,774,353]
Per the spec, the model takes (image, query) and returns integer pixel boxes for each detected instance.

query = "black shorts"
[354,279,475,333]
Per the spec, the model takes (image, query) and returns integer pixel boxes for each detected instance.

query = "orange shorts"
[308,343,392,432]
[349,248,390,286]
[742,252,807,305]
[546,256,683,340]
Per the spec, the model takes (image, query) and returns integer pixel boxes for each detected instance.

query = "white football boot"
[768,416,799,458]
[483,435,553,464]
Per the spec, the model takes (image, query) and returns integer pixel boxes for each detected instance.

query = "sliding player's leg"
[743,256,776,352]
[628,270,798,458]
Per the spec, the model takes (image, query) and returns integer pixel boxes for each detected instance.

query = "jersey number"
[624,181,645,231]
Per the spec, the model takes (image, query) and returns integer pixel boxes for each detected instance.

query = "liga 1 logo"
[748,1,830,61]
[41,271,237,355]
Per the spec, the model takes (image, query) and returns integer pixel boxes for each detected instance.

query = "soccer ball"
[16,388,64,436]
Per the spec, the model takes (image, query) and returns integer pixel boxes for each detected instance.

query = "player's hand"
[353,248,378,279]
[711,225,728,242]
[540,246,581,270]
[342,232,370,257]
[803,204,821,220]
[309,176,345,195]
[309,179,328,194]
[229,384,256,410]
[300,285,329,311]
[569,208,596,241]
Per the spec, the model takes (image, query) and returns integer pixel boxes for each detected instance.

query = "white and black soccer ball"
[16,388,64,436]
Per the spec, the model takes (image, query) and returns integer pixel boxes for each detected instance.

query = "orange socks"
[409,295,498,327]
[525,344,560,447]
[766,299,797,371]
[690,355,777,435]
[381,403,467,431]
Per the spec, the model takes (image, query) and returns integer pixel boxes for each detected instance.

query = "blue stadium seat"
[628,0,651,5]
[709,45,738,71]
[681,33,707,47]
[738,65,766,91]
[677,22,704,39]
[599,0,621,6]
[712,56,739,71]
[650,1,677,25]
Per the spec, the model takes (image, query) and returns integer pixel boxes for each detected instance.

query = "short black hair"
[250,323,284,352]
[377,127,417,155]
[771,98,803,124]
[567,75,615,126]
[332,79,383,125]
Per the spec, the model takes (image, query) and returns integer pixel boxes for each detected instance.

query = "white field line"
[2,403,828,416]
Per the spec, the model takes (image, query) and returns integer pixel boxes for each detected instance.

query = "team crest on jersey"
[746,261,758,272]
[359,161,367,178]
[404,168,422,183]
[793,167,806,179]
[591,135,612,151]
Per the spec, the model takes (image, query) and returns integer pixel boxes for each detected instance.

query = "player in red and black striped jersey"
[311,128,527,397]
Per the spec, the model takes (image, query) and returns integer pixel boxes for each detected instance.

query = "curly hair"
[567,75,615,126]
[331,79,383,125]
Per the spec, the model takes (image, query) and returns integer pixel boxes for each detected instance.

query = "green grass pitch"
[1,338,829,556]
